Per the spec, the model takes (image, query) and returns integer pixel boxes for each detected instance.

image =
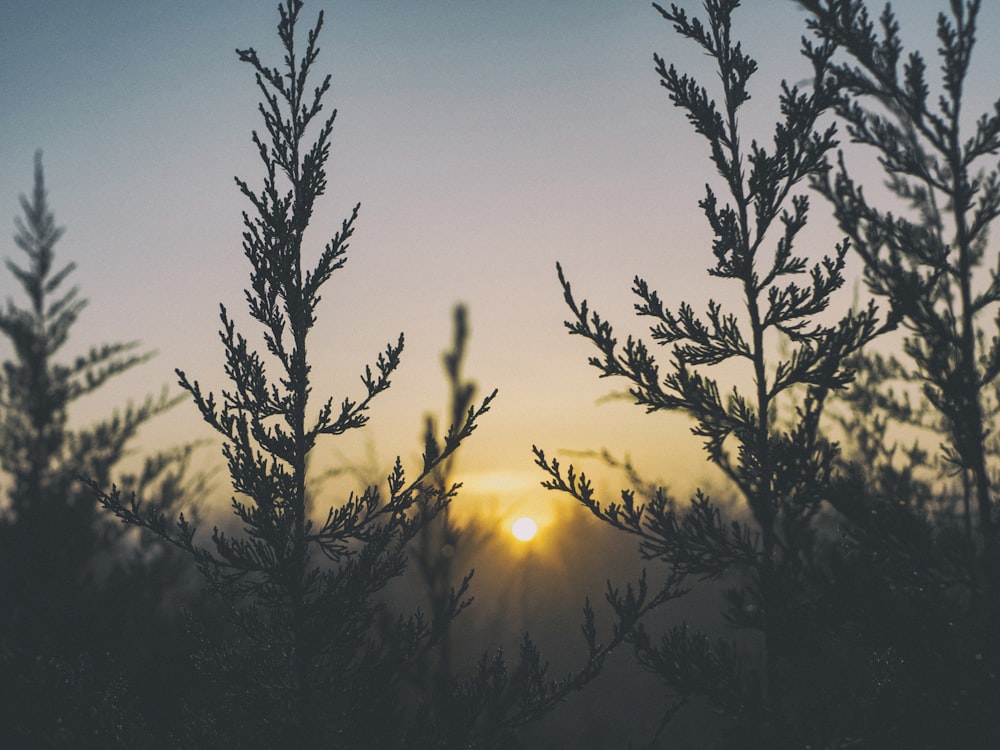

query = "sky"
[2,0,999,535]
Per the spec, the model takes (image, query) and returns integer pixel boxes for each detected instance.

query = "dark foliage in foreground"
[6,2,1000,748]
[541,2,1000,748]
[540,0,887,745]
[92,3,614,747]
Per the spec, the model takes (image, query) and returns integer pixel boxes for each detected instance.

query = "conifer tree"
[410,303,482,697]
[94,3,479,745]
[0,152,200,745]
[0,150,191,644]
[0,152,160,641]
[795,0,1000,560]
[91,4,606,747]
[790,1,1000,743]
[536,1,884,745]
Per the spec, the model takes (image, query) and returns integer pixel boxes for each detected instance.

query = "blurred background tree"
[0,152,205,746]
[409,303,491,699]
[796,0,1000,744]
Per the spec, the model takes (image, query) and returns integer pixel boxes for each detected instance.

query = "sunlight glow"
[511,516,538,542]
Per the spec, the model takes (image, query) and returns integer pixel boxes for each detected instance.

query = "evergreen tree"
[537,1,884,745]
[0,153,201,745]
[791,1,1000,744]
[92,4,608,747]
[410,303,484,698]
[796,0,1000,557]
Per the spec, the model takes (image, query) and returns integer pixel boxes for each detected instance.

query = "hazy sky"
[2,1,998,531]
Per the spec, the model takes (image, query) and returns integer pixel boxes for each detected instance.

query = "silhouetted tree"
[791,1,1000,744]
[409,303,491,698]
[0,153,202,746]
[92,4,611,748]
[537,1,885,746]
[798,0,1000,557]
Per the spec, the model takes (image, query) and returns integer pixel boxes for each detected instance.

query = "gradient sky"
[2,1,998,530]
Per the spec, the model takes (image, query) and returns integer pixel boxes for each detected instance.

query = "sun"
[511,516,538,542]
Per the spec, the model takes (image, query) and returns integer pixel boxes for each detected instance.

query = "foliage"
[91,3,615,747]
[794,0,1000,744]
[538,0,885,745]
[408,303,490,697]
[797,0,1000,553]
[15,1,1000,746]
[0,153,202,744]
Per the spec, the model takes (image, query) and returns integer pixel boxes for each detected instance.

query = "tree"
[537,0,884,745]
[90,4,609,747]
[409,303,490,699]
[796,0,1000,558]
[790,1,1000,743]
[0,152,202,746]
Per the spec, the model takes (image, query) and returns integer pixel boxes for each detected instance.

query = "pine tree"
[536,1,884,745]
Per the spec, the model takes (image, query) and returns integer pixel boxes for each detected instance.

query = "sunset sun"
[511,516,538,542]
